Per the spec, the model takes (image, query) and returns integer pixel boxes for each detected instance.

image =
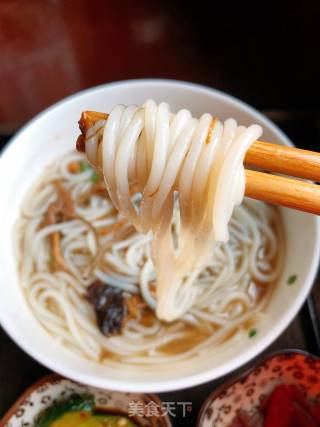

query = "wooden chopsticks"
[244,142,320,214]
[76,111,320,216]
[245,170,320,215]
[245,141,320,181]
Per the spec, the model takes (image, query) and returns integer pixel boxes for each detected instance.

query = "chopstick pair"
[76,111,320,215]
[244,142,320,215]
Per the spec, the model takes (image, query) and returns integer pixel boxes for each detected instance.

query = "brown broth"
[157,324,211,355]
[20,163,284,363]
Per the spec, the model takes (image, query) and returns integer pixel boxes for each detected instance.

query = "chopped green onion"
[80,161,92,172]
[287,275,297,285]
[249,328,257,338]
[91,171,100,183]
[80,160,100,183]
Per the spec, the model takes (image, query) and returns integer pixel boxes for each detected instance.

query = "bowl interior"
[0,79,319,392]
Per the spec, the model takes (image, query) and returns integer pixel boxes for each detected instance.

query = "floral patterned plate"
[1,374,172,427]
[197,349,320,426]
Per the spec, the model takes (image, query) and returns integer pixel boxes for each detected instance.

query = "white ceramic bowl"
[0,79,319,393]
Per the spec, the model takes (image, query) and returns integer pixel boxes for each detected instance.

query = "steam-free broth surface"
[16,152,283,366]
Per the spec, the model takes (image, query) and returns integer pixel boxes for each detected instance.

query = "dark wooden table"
[0,112,320,426]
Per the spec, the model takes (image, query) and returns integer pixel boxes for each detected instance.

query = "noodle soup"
[1,80,318,392]
[15,151,283,366]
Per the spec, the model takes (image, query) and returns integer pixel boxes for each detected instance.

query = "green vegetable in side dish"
[35,394,138,427]
[36,394,94,427]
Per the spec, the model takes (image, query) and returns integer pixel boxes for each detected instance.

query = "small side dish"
[1,375,172,427]
[197,350,320,427]
[228,384,320,426]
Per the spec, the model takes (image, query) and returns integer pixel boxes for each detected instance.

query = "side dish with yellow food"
[35,394,138,427]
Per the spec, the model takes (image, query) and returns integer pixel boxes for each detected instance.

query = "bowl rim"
[196,348,320,426]
[0,78,319,392]
[0,77,299,161]
[0,373,173,427]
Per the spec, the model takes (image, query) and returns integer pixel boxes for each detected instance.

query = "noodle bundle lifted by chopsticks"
[80,100,263,321]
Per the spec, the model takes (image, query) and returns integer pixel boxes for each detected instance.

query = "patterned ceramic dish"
[197,349,320,426]
[1,374,172,427]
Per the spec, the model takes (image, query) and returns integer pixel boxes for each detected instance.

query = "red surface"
[0,1,319,129]
[0,0,217,127]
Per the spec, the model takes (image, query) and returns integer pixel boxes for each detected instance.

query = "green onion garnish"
[80,161,92,172]
[287,275,297,285]
[91,171,100,183]
[249,328,257,338]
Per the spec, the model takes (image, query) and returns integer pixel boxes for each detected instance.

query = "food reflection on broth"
[15,151,283,365]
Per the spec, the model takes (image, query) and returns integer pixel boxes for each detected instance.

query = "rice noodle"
[85,100,264,321]
[16,102,284,366]
[15,147,283,366]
